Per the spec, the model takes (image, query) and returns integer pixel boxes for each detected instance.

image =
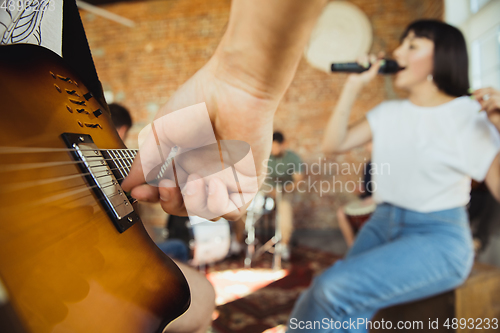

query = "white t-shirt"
[0,0,63,55]
[366,96,500,212]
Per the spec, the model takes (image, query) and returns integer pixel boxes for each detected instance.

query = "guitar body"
[0,44,190,333]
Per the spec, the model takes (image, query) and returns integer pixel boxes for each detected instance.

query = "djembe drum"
[344,200,377,233]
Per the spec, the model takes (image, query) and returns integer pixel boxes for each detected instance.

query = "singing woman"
[288,19,500,332]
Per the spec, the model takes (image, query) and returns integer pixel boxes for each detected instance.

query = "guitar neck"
[101,149,138,180]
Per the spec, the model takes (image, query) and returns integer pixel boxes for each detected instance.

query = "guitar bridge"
[61,133,139,233]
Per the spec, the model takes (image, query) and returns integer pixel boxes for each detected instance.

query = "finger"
[139,123,174,183]
[368,54,377,64]
[486,110,500,122]
[159,179,187,216]
[207,177,237,217]
[486,111,500,131]
[129,183,160,203]
[484,97,500,113]
[221,195,256,221]
[473,87,495,101]
[366,58,383,76]
[477,98,487,110]
[181,174,215,219]
[121,152,146,192]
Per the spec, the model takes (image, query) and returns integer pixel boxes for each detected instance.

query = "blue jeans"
[287,203,474,332]
[157,239,189,263]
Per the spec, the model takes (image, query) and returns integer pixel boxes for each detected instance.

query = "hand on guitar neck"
[121,59,277,221]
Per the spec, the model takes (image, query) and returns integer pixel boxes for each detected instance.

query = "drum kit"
[164,188,377,267]
[244,191,278,268]
[164,185,285,269]
[244,183,287,269]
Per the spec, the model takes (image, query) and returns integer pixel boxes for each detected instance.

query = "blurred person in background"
[264,131,304,260]
[109,103,132,141]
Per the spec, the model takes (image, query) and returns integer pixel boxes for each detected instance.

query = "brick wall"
[81,0,443,230]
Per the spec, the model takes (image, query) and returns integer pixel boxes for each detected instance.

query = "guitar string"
[0,148,185,180]
[0,158,134,172]
[0,190,100,214]
[0,147,173,176]
[0,157,209,189]
[0,169,219,209]
[0,154,139,172]
[0,147,139,154]
[0,148,182,195]
[0,147,175,181]
[0,180,126,210]
[0,170,182,211]
[0,162,176,193]
[0,165,132,193]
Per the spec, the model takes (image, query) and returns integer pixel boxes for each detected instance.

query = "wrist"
[211,0,327,104]
[210,44,281,105]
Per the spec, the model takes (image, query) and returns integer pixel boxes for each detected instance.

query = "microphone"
[331,59,403,74]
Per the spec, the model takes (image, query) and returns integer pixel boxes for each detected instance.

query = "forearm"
[322,80,363,153]
[213,0,327,103]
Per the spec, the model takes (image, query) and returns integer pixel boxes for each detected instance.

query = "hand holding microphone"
[340,53,388,88]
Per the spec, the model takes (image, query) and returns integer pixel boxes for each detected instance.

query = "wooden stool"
[370,263,500,332]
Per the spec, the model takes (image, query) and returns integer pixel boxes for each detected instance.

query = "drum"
[344,200,376,232]
[246,192,274,221]
[166,215,231,266]
[189,216,231,266]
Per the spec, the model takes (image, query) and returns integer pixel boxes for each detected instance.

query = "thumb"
[121,152,146,191]
[367,59,384,76]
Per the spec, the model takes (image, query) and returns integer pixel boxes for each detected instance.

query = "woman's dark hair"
[401,19,470,97]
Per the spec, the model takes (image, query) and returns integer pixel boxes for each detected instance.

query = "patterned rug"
[207,247,341,333]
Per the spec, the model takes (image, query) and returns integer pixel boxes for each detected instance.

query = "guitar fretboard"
[101,149,138,180]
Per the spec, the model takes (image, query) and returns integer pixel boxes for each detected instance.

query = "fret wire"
[123,150,132,172]
[119,149,130,175]
[114,150,129,177]
[114,150,125,173]
[129,149,137,159]
[123,150,132,170]
[109,150,126,179]
[124,150,134,168]
[86,155,135,161]
[129,150,137,165]
[94,149,137,160]
[110,149,125,177]
[118,150,131,174]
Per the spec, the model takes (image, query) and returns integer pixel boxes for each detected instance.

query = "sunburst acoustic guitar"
[0,44,190,333]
